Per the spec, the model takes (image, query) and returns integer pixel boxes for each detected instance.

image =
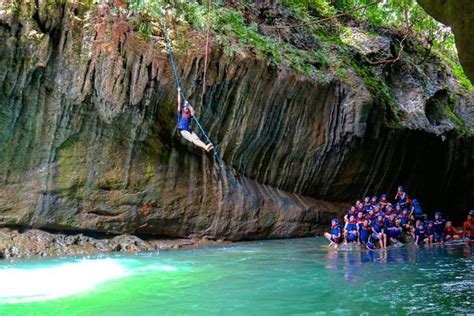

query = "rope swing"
[157,3,243,193]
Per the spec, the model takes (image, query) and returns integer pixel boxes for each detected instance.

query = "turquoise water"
[0,238,472,315]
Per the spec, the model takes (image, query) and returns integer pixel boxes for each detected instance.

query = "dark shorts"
[347,233,357,242]
[434,233,444,242]
[371,233,381,241]
[388,230,401,238]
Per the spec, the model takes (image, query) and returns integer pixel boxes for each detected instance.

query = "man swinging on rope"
[177,87,214,152]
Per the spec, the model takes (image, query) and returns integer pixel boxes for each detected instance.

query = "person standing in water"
[176,87,214,152]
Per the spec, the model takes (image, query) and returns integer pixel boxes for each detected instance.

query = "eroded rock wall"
[0,1,472,239]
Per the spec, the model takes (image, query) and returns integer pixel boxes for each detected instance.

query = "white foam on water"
[137,264,177,272]
[0,258,129,304]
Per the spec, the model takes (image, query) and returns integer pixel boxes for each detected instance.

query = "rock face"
[418,0,474,83]
[0,1,473,240]
[0,227,219,259]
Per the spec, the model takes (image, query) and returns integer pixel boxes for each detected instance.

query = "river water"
[0,238,472,315]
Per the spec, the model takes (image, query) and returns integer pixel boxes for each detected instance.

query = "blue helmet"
[435,211,442,216]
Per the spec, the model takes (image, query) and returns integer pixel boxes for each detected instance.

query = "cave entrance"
[425,89,448,126]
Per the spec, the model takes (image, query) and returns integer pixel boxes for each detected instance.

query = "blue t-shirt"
[400,216,410,226]
[345,223,358,233]
[433,219,446,234]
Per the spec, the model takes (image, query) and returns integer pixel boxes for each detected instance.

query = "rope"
[158,4,243,192]
[200,0,212,103]
[159,7,184,99]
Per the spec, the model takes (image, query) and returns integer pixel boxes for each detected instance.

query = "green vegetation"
[117,0,472,130]
[442,55,473,91]
[123,0,469,84]
[120,0,471,125]
[445,105,467,134]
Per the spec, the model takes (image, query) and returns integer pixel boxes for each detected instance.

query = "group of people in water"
[324,186,474,249]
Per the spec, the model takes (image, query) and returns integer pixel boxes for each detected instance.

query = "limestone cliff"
[0,1,472,240]
[418,0,474,83]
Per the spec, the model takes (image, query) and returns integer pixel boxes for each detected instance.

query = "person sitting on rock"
[371,195,378,205]
[358,219,372,248]
[425,221,435,244]
[386,217,403,244]
[371,214,387,249]
[344,206,358,223]
[379,194,389,209]
[344,215,359,245]
[394,186,408,206]
[432,212,447,243]
[444,221,460,241]
[324,218,343,248]
[414,222,428,246]
[177,87,214,152]
[363,196,371,208]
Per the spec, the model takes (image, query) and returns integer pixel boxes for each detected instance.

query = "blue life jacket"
[400,216,410,225]
[372,221,384,233]
[346,223,358,233]
[412,199,422,215]
[330,225,342,237]
[386,221,395,229]
[415,228,426,243]
[425,226,434,236]
[433,219,446,234]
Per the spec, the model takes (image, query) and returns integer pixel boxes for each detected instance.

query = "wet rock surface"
[0,1,472,244]
[0,227,220,259]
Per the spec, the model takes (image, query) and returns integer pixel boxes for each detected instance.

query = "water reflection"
[324,242,472,279]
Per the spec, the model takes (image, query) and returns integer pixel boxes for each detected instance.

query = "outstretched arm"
[177,87,181,112]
